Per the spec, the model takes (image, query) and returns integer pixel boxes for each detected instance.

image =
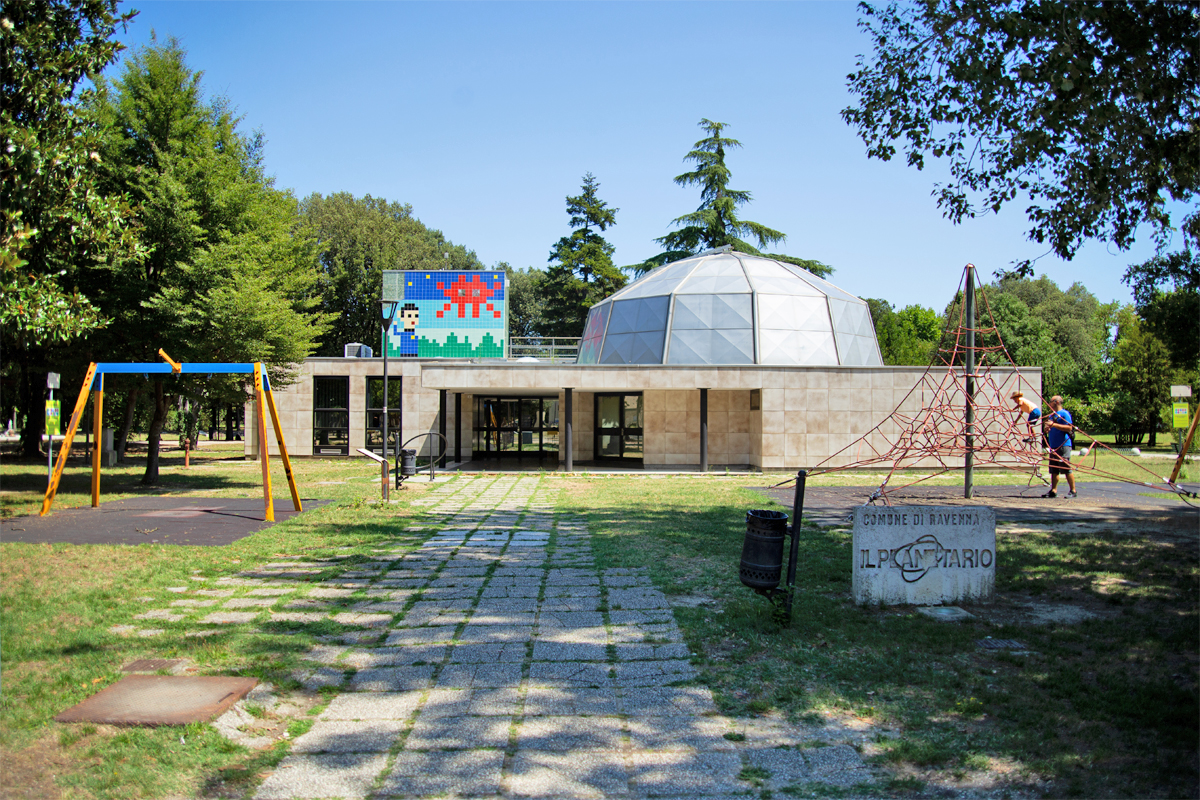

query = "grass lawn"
[1,450,1196,798]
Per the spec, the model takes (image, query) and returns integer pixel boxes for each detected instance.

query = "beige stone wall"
[249,359,1040,472]
[643,390,752,467]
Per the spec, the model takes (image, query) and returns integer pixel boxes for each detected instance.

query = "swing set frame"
[40,350,301,520]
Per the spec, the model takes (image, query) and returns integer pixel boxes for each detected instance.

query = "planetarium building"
[247,250,1035,470]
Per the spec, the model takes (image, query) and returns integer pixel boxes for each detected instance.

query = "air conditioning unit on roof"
[344,343,373,358]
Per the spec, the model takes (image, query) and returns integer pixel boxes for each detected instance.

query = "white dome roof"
[576,250,883,366]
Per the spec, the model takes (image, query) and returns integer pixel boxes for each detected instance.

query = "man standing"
[1043,395,1077,498]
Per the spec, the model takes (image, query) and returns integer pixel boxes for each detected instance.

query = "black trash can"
[740,510,788,590]
[399,448,417,477]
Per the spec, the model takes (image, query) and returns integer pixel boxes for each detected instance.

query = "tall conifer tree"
[542,174,625,337]
[633,119,832,278]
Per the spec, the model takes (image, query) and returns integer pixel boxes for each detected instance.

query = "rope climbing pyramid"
[810,264,1046,502]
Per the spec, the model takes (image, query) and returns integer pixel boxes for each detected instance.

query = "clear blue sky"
[109,1,1175,311]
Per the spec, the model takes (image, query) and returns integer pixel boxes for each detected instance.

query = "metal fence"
[509,337,580,363]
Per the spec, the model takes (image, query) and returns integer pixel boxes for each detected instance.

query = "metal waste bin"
[399,449,417,478]
[740,510,788,590]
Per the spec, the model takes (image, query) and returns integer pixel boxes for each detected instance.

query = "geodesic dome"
[575,250,883,366]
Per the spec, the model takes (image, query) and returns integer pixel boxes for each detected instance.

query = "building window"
[473,396,559,459]
[365,377,402,456]
[594,393,643,462]
[313,376,349,456]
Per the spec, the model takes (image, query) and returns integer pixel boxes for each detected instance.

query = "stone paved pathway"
[118,476,873,798]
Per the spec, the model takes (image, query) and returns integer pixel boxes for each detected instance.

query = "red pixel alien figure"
[436,274,503,319]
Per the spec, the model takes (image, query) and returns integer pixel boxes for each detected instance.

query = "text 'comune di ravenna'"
[859,510,982,527]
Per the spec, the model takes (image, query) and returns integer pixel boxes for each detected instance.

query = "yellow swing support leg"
[41,363,97,516]
[263,377,302,512]
[253,363,275,522]
[1169,408,1199,486]
[91,374,104,507]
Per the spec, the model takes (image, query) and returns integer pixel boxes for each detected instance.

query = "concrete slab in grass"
[620,687,718,717]
[458,624,535,643]
[627,750,747,795]
[404,714,512,749]
[341,645,448,669]
[435,662,524,688]
[379,750,504,797]
[523,686,619,717]
[447,642,528,664]
[329,613,393,628]
[382,626,458,646]
[528,661,614,688]
[744,747,811,789]
[252,752,388,799]
[804,743,870,787]
[507,750,630,798]
[516,716,626,751]
[348,665,436,692]
[198,611,258,624]
[613,659,698,687]
[612,642,692,661]
[291,720,406,753]
[320,692,423,721]
[625,715,735,751]
[531,641,607,662]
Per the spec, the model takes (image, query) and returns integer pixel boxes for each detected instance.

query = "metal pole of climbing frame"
[964,263,975,499]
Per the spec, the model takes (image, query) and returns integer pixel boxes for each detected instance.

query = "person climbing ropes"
[1011,391,1041,443]
[1042,395,1077,498]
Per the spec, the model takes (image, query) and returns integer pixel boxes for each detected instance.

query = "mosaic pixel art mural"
[381,270,507,358]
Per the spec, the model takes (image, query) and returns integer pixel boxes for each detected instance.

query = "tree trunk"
[19,364,44,459]
[116,387,139,462]
[142,382,169,485]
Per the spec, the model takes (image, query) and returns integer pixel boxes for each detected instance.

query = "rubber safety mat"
[0,497,329,547]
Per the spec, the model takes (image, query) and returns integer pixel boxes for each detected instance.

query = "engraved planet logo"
[892,534,946,583]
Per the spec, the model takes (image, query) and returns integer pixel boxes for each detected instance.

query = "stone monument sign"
[852,506,995,606]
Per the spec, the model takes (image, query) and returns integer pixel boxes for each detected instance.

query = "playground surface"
[0,497,330,547]
[756,480,1200,528]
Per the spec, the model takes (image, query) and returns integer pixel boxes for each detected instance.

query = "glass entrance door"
[594,393,643,463]
[473,396,559,460]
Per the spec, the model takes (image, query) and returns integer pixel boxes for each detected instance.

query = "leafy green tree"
[866,299,943,365]
[631,119,832,278]
[299,192,484,356]
[88,37,329,483]
[542,174,625,337]
[1,0,142,457]
[843,1,1198,274]
[1122,250,1199,373]
[502,263,546,339]
[1111,308,1173,446]
[940,274,1109,393]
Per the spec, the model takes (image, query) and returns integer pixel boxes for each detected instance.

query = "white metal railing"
[509,337,580,363]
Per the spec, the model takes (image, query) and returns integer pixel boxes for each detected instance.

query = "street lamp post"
[381,300,399,501]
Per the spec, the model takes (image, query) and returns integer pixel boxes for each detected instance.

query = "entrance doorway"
[473,396,559,460]
[594,393,643,463]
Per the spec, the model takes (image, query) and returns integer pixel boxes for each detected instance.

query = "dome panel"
[780,264,859,303]
[576,303,610,364]
[674,274,751,295]
[607,297,669,335]
[759,294,831,332]
[759,328,839,365]
[668,328,754,365]
[838,334,883,366]
[672,294,753,330]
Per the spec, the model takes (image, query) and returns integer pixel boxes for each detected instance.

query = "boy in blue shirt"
[1043,395,1077,498]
